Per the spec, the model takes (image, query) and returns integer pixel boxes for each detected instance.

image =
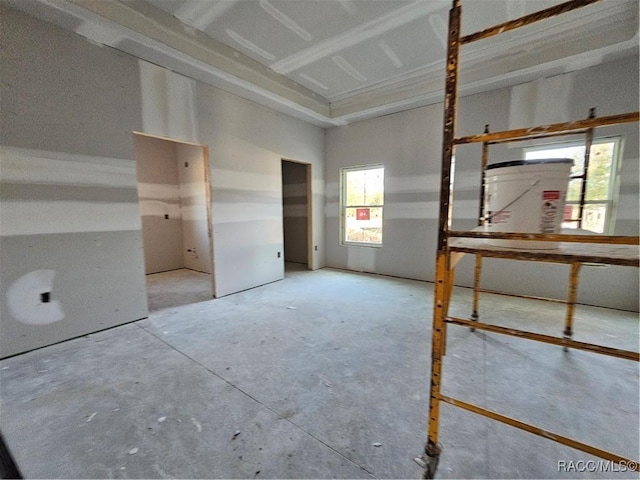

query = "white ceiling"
[149,0,453,100]
[8,0,639,127]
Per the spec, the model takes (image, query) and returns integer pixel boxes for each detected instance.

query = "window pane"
[345,169,365,206]
[344,207,383,244]
[525,145,584,176]
[345,168,384,207]
[566,178,582,202]
[582,203,608,233]
[561,204,579,229]
[525,140,618,235]
[585,142,613,201]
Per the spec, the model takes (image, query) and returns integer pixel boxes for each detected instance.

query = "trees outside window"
[524,138,621,233]
[341,165,384,245]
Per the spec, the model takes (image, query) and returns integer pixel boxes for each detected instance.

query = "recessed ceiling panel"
[148,0,418,68]
[296,61,355,98]
[261,0,413,42]
[321,38,418,98]
[203,1,300,63]
[378,14,448,72]
[293,11,450,99]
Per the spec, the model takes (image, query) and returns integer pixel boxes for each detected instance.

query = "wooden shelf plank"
[449,237,639,267]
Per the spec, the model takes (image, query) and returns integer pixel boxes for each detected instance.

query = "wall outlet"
[314,245,318,251]
[277,252,281,258]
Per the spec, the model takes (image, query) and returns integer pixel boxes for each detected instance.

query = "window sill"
[341,242,383,248]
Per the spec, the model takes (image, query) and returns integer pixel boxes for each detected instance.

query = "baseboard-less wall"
[326,56,639,312]
[0,5,148,357]
[0,230,147,357]
[0,4,325,356]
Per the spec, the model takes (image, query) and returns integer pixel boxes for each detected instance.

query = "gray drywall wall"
[177,144,212,274]
[0,231,146,358]
[138,61,325,297]
[0,7,140,160]
[326,56,639,311]
[1,4,324,354]
[0,5,147,357]
[282,161,309,265]
[135,137,212,275]
[134,135,184,274]
[326,104,442,280]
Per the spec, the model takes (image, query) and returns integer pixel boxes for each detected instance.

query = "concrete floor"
[146,269,213,312]
[1,264,638,479]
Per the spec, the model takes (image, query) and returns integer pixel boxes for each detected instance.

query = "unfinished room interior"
[0,0,638,478]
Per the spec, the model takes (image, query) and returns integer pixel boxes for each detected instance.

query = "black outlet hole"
[164,214,169,219]
[41,292,51,303]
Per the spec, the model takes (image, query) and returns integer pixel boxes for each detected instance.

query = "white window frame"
[340,164,384,247]
[523,136,622,234]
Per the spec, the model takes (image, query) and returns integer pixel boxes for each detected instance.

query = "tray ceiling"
[7,0,639,126]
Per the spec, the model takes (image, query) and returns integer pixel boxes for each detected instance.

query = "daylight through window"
[524,138,620,233]
[341,165,384,245]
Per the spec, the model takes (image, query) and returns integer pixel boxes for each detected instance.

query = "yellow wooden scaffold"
[415,0,640,478]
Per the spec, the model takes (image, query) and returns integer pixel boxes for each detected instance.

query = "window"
[524,138,621,233]
[341,165,384,245]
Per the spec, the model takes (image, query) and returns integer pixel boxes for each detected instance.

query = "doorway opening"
[134,132,215,311]
[281,159,312,273]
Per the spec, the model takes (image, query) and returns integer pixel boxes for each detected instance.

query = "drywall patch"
[6,270,65,325]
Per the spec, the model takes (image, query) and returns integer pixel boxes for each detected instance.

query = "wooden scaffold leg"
[417,0,460,475]
[441,264,455,356]
[415,252,450,478]
[563,262,582,351]
[470,255,482,330]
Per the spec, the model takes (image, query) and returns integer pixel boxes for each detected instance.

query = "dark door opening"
[281,159,312,270]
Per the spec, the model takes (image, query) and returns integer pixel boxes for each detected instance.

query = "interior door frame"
[281,158,313,269]
[133,131,217,297]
